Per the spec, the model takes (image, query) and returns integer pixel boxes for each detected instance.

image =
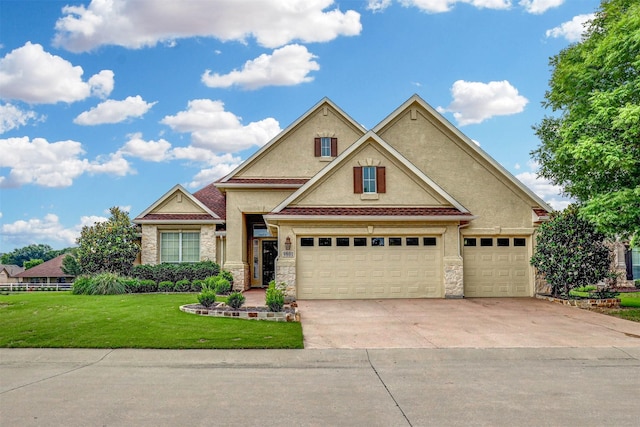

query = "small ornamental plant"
[227,291,246,310]
[265,280,285,312]
[197,290,216,308]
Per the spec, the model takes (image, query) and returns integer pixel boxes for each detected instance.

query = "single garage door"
[297,236,442,299]
[463,236,530,297]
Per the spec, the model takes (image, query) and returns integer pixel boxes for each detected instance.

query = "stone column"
[141,225,158,265]
[276,259,297,302]
[199,225,217,262]
[225,262,249,292]
[444,256,464,298]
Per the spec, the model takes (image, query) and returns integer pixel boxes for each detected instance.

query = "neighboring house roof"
[219,97,367,184]
[373,94,553,213]
[16,255,74,279]
[134,184,224,224]
[0,264,25,277]
[271,130,470,214]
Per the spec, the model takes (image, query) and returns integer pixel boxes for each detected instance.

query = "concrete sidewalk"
[2,347,640,426]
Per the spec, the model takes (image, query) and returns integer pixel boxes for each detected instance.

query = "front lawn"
[0,292,303,349]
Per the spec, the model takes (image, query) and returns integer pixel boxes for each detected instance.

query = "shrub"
[72,276,92,295]
[218,269,234,285]
[265,280,285,312]
[175,279,191,292]
[139,279,157,293]
[158,281,174,293]
[227,291,246,309]
[197,290,216,308]
[121,278,140,293]
[91,272,126,295]
[573,285,597,293]
[203,275,231,295]
[635,279,640,289]
[131,261,220,283]
[191,279,204,293]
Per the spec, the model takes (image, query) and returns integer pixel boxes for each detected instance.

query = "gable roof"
[373,94,553,213]
[134,184,224,224]
[218,97,367,185]
[16,255,73,279]
[270,131,470,215]
[0,264,25,277]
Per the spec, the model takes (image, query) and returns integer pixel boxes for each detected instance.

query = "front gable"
[135,184,222,224]
[271,131,469,215]
[218,98,366,186]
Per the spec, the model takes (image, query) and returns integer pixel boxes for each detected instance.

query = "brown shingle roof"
[0,264,25,277]
[193,183,226,220]
[272,207,472,217]
[223,178,309,185]
[138,213,219,221]
[16,255,73,279]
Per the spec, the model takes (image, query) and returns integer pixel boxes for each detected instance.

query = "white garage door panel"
[297,237,442,299]
[463,237,530,297]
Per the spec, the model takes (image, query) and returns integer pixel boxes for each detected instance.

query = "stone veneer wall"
[276,259,297,303]
[225,262,250,292]
[141,225,158,265]
[199,225,216,262]
[444,257,463,298]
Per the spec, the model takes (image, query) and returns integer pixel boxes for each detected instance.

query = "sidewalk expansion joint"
[366,349,412,427]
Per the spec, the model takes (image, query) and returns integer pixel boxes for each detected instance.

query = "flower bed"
[536,294,620,309]
[180,303,299,322]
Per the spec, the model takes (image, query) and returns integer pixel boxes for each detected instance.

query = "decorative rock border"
[536,294,621,309]
[180,304,300,322]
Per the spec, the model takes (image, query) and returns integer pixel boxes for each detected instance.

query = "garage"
[297,235,443,299]
[463,236,530,297]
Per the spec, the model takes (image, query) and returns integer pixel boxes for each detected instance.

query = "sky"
[0,0,602,253]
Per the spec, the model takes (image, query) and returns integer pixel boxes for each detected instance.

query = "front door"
[262,240,278,287]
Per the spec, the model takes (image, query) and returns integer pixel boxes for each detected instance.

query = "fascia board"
[373,94,553,213]
[264,214,478,223]
[133,219,224,225]
[220,97,367,183]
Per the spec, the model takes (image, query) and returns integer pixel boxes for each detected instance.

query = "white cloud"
[118,133,173,162]
[0,137,134,188]
[0,42,114,104]
[0,103,41,134]
[187,164,240,189]
[1,213,109,248]
[202,44,320,90]
[437,80,528,126]
[519,0,563,14]
[400,0,511,13]
[161,99,281,152]
[53,0,362,52]
[546,13,594,42]
[515,161,572,210]
[74,96,156,125]
[367,0,393,12]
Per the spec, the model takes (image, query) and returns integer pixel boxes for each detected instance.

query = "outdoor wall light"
[285,236,292,251]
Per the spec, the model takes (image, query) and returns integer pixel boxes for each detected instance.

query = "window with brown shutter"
[376,166,386,193]
[330,137,337,157]
[314,137,321,157]
[353,166,363,193]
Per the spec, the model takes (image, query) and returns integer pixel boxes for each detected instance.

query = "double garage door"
[463,236,530,297]
[297,236,442,299]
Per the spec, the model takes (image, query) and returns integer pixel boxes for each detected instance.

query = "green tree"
[530,207,612,297]
[1,244,55,266]
[61,254,82,276]
[76,207,139,276]
[24,259,44,270]
[532,0,640,245]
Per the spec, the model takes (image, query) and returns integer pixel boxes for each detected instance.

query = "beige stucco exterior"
[135,96,552,300]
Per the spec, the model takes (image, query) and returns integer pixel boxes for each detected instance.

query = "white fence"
[0,282,73,292]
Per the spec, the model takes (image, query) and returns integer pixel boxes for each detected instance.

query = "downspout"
[272,224,281,286]
[458,222,471,257]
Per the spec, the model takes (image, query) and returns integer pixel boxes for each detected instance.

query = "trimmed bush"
[121,278,140,293]
[219,269,234,285]
[227,291,246,309]
[91,272,126,295]
[72,276,92,295]
[158,281,174,293]
[176,279,191,292]
[191,279,204,293]
[131,261,220,283]
[265,280,285,312]
[197,290,216,308]
[139,279,157,293]
[203,275,231,295]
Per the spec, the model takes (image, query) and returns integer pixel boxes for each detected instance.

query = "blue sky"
[0,0,601,253]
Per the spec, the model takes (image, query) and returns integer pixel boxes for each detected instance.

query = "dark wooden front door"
[262,240,277,287]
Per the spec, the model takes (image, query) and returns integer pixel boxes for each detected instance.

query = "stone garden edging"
[536,294,621,309]
[180,303,300,322]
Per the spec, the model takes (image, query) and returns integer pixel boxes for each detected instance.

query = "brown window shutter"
[353,166,363,194]
[330,138,338,157]
[376,166,386,193]
[314,137,321,157]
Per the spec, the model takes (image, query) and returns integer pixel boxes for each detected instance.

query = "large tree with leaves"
[1,244,55,266]
[76,207,139,276]
[532,0,640,245]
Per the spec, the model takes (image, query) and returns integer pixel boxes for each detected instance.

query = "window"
[464,238,477,247]
[318,237,332,246]
[353,166,386,194]
[480,238,493,247]
[160,232,200,263]
[406,237,419,246]
[354,237,367,246]
[336,237,350,247]
[314,137,337,157]
[514,238,526,247]
[423,237,437,246]
[497,238,510,247]
[389,237,402,246]
[300,237,314,247]
[372,237,385,246]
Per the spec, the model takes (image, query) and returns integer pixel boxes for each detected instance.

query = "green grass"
[605,308,640,322]
[0,292,303,349]
[618,292,640,308]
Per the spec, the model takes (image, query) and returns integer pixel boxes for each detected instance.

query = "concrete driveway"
[297,297,640,349]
